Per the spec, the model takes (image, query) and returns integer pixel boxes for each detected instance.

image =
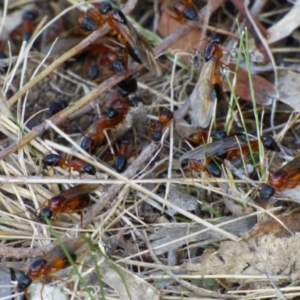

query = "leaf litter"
[2,0,300,299]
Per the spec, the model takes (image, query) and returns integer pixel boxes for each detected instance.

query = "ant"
[181,135,279,163]
[38,183,100,223]
[159,107,174,127]
[11,10,38,44]
[173,0,199,22]
[21,10,39,42]
[186,128,227,147]
[79,3,161,76]
[186,126,245,147]
[259,155,300,201]
[148,107,173,142]
[17,237,85,293]
[96,45,126,75]
[81,97,134,152]
[149,121,164,142]
[181,135,279,179]
[113,138,132,173]
[102,138,132,172]
[42,154,96,175]
[84,43,127,80]
[190,36,225,128]
[181,157,222,177]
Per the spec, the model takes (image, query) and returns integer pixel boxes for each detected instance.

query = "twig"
[0,243,54,258]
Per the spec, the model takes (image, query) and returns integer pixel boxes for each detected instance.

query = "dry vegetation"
[1,0,300,299]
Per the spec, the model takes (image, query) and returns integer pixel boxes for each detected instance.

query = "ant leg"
[39,277,47,300]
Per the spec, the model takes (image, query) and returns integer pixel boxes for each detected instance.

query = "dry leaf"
[175,120,197,139]
[166,184,198,216]
[184,234,300,288]
[268,0,300,44]
[277,69,300,110]
[241,212,300,240]
[223,64,277,105]
[149,216,256,255]
[158,8,200,62]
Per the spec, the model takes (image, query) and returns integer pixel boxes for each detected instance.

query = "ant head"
[230,126,245,136]
[22,10,38,21]
[87,64,100,80]
[262,136,280,152]
[48,100,68,116]
[42,153,60,167]
[183,7,199,21]
[204,34,223,61]
[160,107,172,116]
[30,258,47,271]
[111,58,126,75]
[118,78,137,96]
[173,1,199,22]
[211,128,227,140]
[206,162,221,177]
[17,274,32,291]
[38,207,53,223]
[209,36,221,44]
[150,126,162,142]
[111,9,127,25]
[83,163,96,175]
[99,2,113,14]
[181,158,189,168]
[114,154,127,173]
[81,136,93,152]
[259,184,275,201]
